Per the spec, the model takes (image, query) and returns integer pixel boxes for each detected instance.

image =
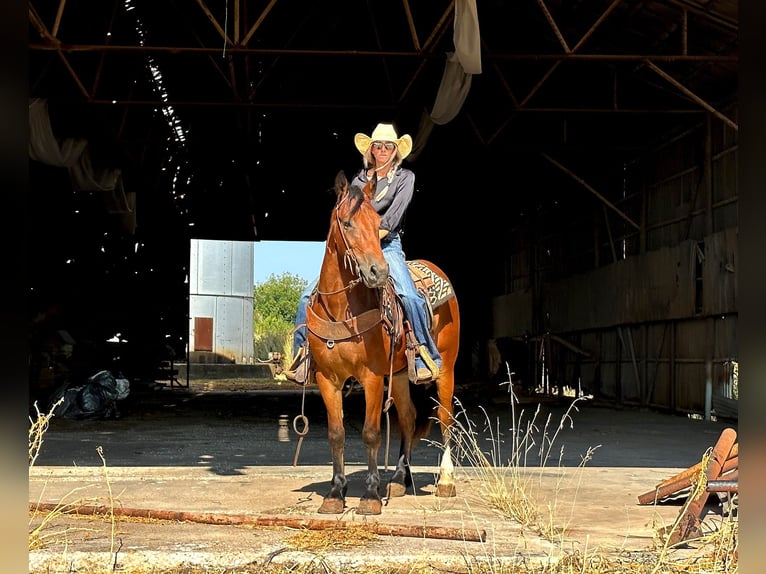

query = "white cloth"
[29,98,135,231]
[29,98,88,166]
[29,97,122,193]
[430,52,473,125]
[454,0,482,75]
[410,0,482,160]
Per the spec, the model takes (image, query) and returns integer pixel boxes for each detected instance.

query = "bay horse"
[305,171,460,515]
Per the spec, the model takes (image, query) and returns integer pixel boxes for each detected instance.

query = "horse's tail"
[410,382,439,442]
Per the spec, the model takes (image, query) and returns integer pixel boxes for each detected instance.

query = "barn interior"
[28,0,739,418]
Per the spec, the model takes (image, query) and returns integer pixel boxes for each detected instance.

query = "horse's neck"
[315,250,378,318]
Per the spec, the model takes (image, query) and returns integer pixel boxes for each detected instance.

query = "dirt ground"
[28,378,738,572]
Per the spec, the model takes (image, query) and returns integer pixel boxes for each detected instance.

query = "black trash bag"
[52,370,130,420]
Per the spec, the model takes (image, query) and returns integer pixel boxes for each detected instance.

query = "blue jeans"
[292,234,442,372]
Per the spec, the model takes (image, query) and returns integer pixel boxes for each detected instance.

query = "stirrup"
[417,345,440,380]
[415,367,433,383]
[404,327,418,381]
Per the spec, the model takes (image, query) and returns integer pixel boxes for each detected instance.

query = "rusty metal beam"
[422,0,454,53]
[53,98,711,113]
[644,60,738,131]
[233,0,240,44]
[241,0,278,47]
[668,428,737,545]
[488,0,624,144]
[166,0,234,94]
[51,0,67,38]
[195,0,234,46]
[85,99,397,110]
[483,39,518,106]
[706,478,738,493]
[365,0,395,102]
[572,0,624,53]
[29,4,56,43]
[397,4,453,104]
[29,4,90,100]
[90,0,121,99]
[542,153,640,229]
[192,0,239,97]
[536,0,570,53]
[234,0,242,46]
[637,454,738,505]
[401,0,420,51]
[666,0,738,32]
[28,43,737,64]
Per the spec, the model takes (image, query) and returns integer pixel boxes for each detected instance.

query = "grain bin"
[189,239,254,364]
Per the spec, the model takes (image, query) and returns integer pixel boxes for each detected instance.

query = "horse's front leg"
[357,374,385,515]
[387,372,416,498]
[316,374,347,514]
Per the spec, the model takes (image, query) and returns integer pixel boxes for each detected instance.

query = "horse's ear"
[335,171,348,198]
[362,172,377,201]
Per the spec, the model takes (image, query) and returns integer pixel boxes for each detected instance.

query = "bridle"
[313,192,363,298]
[305,189,396,342]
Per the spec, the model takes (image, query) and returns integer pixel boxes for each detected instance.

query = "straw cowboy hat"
[354,123,413,160]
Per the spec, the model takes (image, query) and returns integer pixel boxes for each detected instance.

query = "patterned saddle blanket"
[407,259,455,311]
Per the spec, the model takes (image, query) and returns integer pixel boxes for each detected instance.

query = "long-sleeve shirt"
[350,166,415,237]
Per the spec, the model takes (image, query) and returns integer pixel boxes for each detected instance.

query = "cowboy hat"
[354,123,413,160]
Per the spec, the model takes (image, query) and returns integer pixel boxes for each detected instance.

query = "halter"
[313,191,362,298]
[306,189,395,342]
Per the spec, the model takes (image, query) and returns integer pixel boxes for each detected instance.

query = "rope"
[292,383,310,466]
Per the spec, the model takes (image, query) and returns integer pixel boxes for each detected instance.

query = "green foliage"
[253,272,308,362]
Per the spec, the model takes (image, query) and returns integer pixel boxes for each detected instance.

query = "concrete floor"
[29,379,738,572]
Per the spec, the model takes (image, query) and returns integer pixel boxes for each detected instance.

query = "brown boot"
[282,348,309,384]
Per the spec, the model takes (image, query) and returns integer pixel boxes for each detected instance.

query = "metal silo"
[189,239,254,364]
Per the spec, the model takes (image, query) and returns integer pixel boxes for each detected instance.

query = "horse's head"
[331,171,389,289]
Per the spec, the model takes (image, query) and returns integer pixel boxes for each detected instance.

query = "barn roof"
[29,0,738,241]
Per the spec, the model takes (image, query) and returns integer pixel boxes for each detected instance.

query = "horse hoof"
[357,499,382,515]
[318,498,345,514]
[436,484,457,498]
[386,482,407,498]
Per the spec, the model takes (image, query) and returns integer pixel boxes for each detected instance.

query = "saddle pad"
[407,260,455,309]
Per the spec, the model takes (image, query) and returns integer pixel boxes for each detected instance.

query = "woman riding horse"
[283,123,441,384]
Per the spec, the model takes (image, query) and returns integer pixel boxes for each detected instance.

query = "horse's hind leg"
[316,377,347,514]
[434,372,457,498]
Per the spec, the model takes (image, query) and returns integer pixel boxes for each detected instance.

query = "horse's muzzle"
[359,260,390,289]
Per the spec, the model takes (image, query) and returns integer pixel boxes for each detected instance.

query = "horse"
[304,170,460,515]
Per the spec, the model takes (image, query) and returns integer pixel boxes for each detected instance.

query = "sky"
[253,240,325,285]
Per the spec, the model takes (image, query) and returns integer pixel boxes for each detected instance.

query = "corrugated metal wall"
[189,239,255,364]
[492,111,737,416]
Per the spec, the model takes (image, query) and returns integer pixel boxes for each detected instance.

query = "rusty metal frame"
[28,0,736,119]
[487,0,623,145]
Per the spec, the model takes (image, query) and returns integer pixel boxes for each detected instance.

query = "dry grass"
[437,366,599,543]
[28,368,738,574]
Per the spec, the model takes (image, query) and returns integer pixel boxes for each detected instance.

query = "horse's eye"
[342,220,352,230]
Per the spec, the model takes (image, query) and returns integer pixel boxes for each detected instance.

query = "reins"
[313,277,361,297]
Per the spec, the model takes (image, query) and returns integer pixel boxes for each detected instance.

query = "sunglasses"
[371,141,396,151]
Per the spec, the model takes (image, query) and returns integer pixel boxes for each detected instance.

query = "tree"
[253,272,307,362]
